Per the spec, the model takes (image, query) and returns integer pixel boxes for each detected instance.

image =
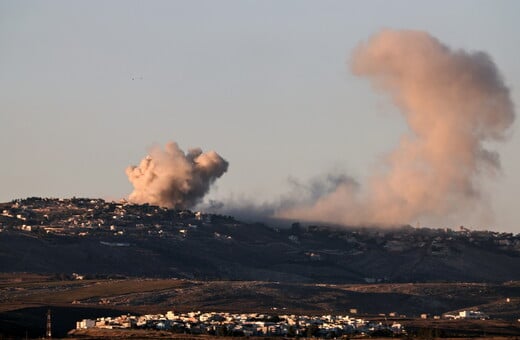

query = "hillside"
[1,197,519,283]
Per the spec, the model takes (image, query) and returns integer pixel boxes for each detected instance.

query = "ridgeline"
[1,197,519,283]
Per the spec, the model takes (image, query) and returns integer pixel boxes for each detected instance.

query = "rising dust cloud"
[276,30,515,227]
[126,30,515,228]
[126,142,228,209]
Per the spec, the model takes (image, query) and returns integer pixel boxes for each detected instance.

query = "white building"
[76,319,95,329]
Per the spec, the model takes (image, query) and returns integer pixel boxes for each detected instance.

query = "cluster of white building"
[443,310,489,320]
[76,311,405,337]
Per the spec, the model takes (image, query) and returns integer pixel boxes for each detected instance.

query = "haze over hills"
[1,197,519,283]
[118,30,516,230]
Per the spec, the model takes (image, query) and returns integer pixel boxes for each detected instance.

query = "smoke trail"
[126,141,228,209]
[278,30,515,227]
[204,173,358,224]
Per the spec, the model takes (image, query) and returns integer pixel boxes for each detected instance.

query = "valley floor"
[0,274,519,339]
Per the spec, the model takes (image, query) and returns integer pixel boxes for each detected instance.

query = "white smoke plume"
[277,30,515,227]
[126,141,228,209]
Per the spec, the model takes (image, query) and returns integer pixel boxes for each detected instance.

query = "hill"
[1,197,519,283]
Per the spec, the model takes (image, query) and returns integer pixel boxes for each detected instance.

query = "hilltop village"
[0,197,520,254]
[0,197,217,238]
[1,197,519,254]
[1,197,520,283]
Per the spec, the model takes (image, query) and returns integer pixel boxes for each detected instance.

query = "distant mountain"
[1,197,519,283]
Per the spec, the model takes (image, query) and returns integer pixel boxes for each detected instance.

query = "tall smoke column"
[278,30,515,226]
[126,141,228,209]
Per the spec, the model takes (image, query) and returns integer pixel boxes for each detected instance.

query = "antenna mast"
[46,309,52,339]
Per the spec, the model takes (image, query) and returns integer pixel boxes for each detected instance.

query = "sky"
[1,1,519,232]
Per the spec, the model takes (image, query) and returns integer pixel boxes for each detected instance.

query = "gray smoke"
[126,141,228,209]
[204,173,358,225]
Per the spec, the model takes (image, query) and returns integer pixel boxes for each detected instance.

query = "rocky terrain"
[1,197,520,283]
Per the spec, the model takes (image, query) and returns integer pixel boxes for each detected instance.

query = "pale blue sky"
[1,1,519,232]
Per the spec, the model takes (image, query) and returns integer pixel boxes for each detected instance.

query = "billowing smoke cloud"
[277,30,515,227]
[126,141,228,209]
